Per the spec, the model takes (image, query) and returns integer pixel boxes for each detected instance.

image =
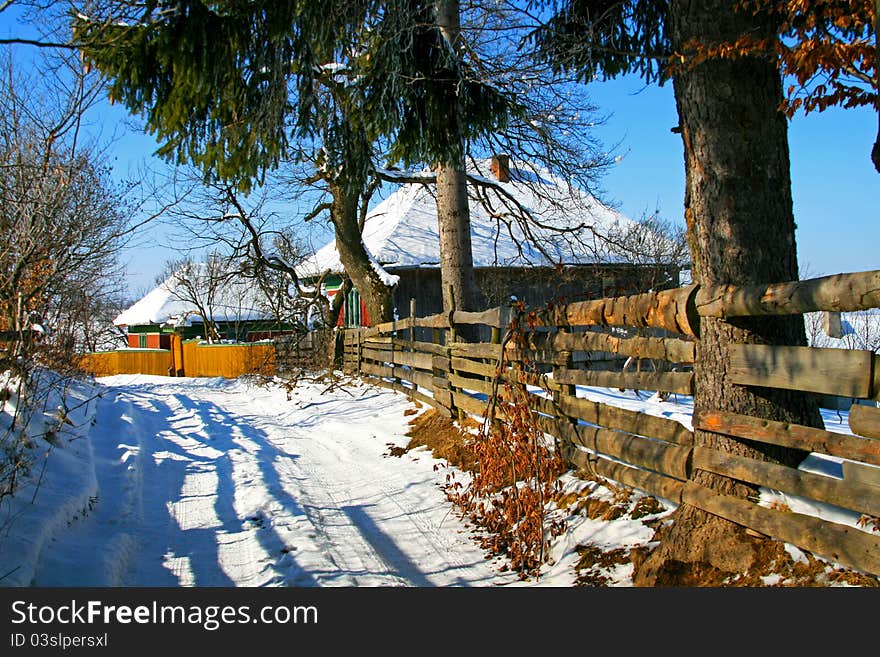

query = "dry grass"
[403,409,480,471]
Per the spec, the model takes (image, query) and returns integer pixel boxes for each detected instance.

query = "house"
[113,266,295,348]
[296,155,684,326]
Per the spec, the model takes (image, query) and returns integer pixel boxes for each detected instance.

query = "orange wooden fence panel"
[80,349,173,377]
[180,341,275,378]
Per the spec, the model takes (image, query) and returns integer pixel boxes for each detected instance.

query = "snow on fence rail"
[343,269,880,577]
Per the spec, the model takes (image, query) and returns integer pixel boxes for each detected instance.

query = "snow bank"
[0,371,102,586]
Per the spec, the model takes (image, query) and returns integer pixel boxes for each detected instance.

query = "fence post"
[408,298,417,401]
[356,327,363,376]
[428,316,454,419]
[447,284,458,344]
[488,311,505,436]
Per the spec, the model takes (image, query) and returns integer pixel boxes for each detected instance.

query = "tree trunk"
[436,163,478,315]
[634,0,823,586]
[325,277,352,370]
[329,181,394,326]
[435,0,479,340]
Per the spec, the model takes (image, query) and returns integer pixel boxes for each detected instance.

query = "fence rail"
[343,269,880,577]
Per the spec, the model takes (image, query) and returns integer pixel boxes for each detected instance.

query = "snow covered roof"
[296,158,640,279]
[114,266,274,328]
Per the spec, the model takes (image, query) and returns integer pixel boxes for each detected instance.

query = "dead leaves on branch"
[668,1,876,118]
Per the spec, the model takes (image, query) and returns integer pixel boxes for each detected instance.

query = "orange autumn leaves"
[673,1,877,118]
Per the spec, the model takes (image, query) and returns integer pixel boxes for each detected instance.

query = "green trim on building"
[128,324,162,334]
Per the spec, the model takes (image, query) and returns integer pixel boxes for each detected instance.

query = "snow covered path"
[29,375,510,587]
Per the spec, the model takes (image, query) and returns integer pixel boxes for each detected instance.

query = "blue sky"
[585,76,879,280]
[2,8,877,294]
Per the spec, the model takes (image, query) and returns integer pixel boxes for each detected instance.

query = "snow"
[0,370,874,588]
[0,375,515,587]
[296,158,639,279]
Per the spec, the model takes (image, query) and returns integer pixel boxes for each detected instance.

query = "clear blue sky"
[585,76,879,281]
[2,8,877,294]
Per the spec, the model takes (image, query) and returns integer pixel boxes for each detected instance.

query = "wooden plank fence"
[343,269,880,577]
[81,340,275,379]
[80,349,173,377]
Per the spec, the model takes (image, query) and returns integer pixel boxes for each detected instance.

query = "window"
[139,334,147,348]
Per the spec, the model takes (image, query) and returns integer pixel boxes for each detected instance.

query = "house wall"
[126,332,163,349]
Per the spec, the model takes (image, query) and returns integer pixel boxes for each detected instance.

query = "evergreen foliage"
[73,1,513,190]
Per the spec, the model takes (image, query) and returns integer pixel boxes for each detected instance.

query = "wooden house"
[296,156,685,327]
[113,268,294,348]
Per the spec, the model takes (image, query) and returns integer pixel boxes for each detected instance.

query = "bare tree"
[156,254,230,344]
[0,36,159,521]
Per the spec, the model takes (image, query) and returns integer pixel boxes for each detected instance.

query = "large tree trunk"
[634,0,823,586]
[436,163,478,318]
[329,181,394,326]
[435,0,479,338]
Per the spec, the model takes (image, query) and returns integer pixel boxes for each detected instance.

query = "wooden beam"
[696,269,880,318]
[360,361,432,389]
[503,348,571,367]
[841,461,880,490]
[453,307,502,327]
[538,330,696,364]
[729,344,874,399]
[682,481,880,577]
[692,446,880,518]
[451,391,490,419]
[412,312,450,329]
[552,284,699,338]
[431,355,451,373]
[449,343,503,360]
[849,404,880,440]
[547,418,691,481]
[556,394,693,446]
[694,409,880,467]
[384,339,451,356]
[433,388,453,410]
[450,356,498,378]
[448,372,495,396]
[560,443,685,504]
[554,368,694,395]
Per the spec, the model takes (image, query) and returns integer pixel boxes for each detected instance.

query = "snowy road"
[30,375,511,587]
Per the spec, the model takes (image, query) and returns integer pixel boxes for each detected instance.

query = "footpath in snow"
[0,374,516,588]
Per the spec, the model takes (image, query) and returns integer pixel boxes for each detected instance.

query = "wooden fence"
[80,348,173,377]
[180,340,274,378]
[81,339,275,379]
[342,269,880,577]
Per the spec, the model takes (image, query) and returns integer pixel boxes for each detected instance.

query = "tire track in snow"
[31,375,508,587]
[249,404,499,586]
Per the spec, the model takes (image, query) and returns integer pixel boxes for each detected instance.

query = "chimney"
[490,154,510,183]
